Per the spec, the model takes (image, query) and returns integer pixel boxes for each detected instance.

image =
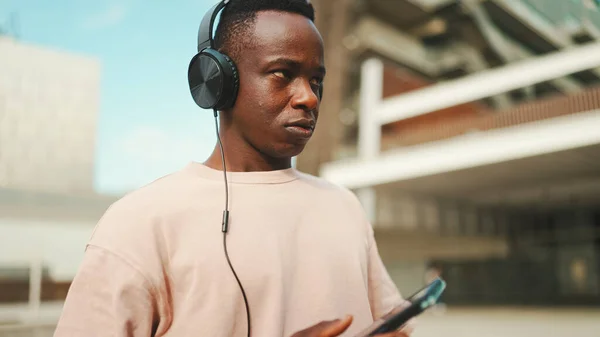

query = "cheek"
[248,92,288,125]
[239,74,275,108]
[236,71,290,130]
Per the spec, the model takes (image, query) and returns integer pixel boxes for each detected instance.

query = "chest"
[165,199,370,302]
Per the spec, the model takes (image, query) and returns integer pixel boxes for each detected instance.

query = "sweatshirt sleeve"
[53,245,161,337]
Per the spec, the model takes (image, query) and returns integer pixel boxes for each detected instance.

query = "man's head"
[214,0,316,62]
[213,0,325,164]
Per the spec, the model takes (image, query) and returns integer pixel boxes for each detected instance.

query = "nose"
[290,79,319,112]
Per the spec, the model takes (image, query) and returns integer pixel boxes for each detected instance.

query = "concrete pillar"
[295,0,354,176]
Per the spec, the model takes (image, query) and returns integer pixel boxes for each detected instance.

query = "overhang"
[0,188,119,223]
[321,109,600,208]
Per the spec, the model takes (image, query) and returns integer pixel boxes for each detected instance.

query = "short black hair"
[214,0,315,61]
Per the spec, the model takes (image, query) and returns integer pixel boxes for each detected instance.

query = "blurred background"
[1,0,600,336]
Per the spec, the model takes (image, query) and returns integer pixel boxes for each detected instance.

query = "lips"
[284,118,315,140]
[285,119,315,131]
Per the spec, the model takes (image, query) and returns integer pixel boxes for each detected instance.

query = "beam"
[28,257,42,320]
[470,176,600,208]
[494,0,572,46]
[494,0,600,79]
[449,43,513,109]
[463,0,580,94]
[375,230,509,261]
[358,58,382,159]
[350,16,462,77]
[355,59,383,223]
[320,109,600,190]
[580,20,600,40]
[376,41,600,125]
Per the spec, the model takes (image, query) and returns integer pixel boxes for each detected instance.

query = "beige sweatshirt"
[54,162,412,337]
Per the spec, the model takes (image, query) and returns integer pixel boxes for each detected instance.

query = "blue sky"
[0,0,221,195]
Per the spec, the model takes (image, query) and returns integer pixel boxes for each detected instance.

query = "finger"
[320,315,353,337]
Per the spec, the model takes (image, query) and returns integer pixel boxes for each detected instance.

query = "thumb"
[320,315,353,336]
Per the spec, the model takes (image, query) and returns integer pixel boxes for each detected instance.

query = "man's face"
[228,10,325,159]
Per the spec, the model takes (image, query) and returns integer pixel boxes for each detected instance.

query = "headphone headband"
[197,0,229,52]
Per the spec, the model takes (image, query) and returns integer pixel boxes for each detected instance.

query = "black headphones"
[187,0,323,112]
[188,0,239,111]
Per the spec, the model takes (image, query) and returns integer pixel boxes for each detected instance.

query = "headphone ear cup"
[188,52,222,109]
[187,49,239,111]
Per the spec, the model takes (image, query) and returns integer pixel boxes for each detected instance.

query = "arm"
[366,226,416,336]
[54,245,163,337]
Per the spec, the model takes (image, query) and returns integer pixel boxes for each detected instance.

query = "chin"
[271,143,307,159]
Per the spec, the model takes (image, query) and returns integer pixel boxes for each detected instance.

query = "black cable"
[213,110,251,337]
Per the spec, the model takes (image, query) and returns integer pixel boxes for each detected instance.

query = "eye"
[273,69,292,80]
[310,77,323,89]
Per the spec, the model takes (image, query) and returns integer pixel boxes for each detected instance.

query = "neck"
[204,114,293,172]
[204,141,292,173]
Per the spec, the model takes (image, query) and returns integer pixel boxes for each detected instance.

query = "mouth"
[284,119,315,139]
[285,119,315,131]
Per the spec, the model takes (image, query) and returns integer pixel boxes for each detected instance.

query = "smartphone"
[355,277,446,336]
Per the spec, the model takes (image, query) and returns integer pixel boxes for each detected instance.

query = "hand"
[290,315,410,337]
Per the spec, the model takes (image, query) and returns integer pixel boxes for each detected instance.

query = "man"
[54,0,414,336]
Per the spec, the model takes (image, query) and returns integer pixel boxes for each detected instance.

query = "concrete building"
[0,35,100,194]
[0,35,117,327]
[298,0,600,308]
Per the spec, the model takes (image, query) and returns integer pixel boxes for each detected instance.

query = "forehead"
[249,11,324,63]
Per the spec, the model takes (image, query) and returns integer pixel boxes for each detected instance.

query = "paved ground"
[1,304,599,337]
[413,306,600,337]
[0,302,63,326]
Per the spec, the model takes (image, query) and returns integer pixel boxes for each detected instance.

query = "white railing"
[0,258,43,324]
[0,257,60,337]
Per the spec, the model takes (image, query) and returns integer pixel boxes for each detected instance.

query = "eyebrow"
[265,57,326,76]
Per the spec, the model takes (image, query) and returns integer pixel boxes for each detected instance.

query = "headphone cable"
[213,110,252,337]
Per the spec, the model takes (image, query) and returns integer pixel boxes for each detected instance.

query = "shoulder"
[296,170,362,200]
[295,169,352,192]
[294,170,366,214]
[88,168,194,259]
[97,169,188,223]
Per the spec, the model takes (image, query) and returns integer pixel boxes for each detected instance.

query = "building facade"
[299,0,600,306]
[0,35,100,194]
[0,36,116,326]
